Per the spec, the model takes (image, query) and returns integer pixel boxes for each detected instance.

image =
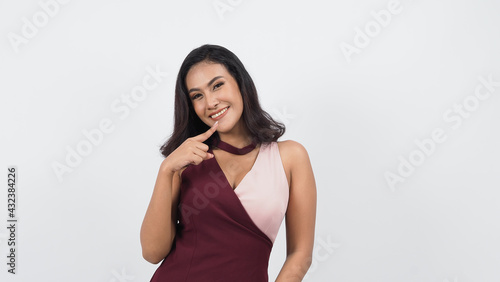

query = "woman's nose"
[207,93,219,108]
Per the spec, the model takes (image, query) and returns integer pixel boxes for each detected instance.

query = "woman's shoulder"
[276,140,310,167]
[276,140,308,155]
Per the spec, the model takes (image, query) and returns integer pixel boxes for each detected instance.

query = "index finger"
[192,121,218,142]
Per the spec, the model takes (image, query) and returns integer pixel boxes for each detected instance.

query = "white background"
[1,0,500,281]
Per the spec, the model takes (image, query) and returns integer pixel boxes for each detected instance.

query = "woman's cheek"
[194,102,203,113]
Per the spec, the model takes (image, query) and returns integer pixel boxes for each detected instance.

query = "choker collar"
[213,139,257,155]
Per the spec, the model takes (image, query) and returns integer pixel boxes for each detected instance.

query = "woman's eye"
[191,93,202,100]
[213,82,224,90]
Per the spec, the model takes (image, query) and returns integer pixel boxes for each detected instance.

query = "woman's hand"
[162,121,219,173]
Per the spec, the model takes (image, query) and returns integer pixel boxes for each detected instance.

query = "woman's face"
[185,61,244,134]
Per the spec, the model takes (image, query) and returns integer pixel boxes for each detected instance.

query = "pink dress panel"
[234,142,289,243]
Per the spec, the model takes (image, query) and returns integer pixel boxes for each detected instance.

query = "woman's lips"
[210,106,229,120]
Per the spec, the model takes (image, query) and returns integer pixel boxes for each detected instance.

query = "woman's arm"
[276,141,317,281]
[140,123,218,264]
[140,160,182,264]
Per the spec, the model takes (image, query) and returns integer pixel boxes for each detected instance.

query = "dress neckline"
[212,138,257,155]
[209,142,263,190]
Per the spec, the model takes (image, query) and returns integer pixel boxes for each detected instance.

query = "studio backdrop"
[1,0,500,281]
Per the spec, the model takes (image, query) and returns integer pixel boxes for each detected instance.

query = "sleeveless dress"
[150,141,289,282]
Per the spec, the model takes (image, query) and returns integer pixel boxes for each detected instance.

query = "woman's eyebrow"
[188,76,224,94]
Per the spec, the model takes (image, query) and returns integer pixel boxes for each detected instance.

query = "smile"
[210,107,229,119]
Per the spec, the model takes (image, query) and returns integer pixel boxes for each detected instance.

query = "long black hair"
[159,44,285,158]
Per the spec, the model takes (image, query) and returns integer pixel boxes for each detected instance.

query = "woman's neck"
[217,120,254,148]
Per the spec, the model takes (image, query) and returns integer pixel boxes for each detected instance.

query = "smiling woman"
[140,44,317,282]
[186,62,244,134]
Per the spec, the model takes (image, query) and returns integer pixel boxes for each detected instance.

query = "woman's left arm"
[276,141,317,282]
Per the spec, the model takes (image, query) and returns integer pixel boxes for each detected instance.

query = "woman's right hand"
[162,121,219,173]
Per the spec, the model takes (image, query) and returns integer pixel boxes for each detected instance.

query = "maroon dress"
[150,140,282,282]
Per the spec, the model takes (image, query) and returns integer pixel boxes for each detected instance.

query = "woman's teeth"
[211,107,228,118]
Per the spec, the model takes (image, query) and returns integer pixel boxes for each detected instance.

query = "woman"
[140,44,316,281]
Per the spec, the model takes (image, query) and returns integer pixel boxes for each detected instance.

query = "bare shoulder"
[277,140,309,161]
[276,140,311,179]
